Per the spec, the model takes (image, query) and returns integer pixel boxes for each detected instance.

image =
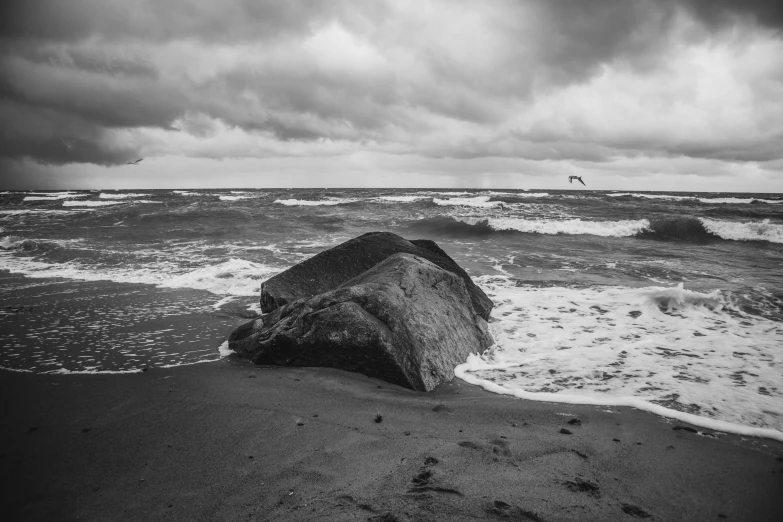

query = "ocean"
[1,188,782,440]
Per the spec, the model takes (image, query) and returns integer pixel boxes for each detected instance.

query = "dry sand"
[2,358,782,521]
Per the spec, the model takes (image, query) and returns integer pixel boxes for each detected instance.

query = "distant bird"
[569,175,586,186]
[126,159,143,165]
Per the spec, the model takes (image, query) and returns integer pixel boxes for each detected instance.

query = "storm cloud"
[0,0,781,190]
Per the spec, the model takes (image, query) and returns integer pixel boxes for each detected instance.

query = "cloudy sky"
[1,0,782,192]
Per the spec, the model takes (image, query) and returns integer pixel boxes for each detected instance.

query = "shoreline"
[455,361,783,443]
[2,358,781,521]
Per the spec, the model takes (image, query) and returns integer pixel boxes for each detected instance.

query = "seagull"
[568,175,586,186]
[126,158,143,165]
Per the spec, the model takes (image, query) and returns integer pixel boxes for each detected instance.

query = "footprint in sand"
[408,456,464,496]
[485,500,544,521]
[563,477,601,498]
[457,439,514,459]
[621,503,652,518]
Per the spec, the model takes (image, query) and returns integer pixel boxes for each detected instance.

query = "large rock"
[260,231,493,321]
[231,253,494,391]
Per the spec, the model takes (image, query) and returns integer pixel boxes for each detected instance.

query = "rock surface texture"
[230,253,494,391]
[259,231,493,321]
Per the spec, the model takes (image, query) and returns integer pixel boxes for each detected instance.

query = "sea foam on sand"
[457,276,783,441]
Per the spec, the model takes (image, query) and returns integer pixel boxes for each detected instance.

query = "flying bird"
[568,175,586,186]
[126,159,143,165]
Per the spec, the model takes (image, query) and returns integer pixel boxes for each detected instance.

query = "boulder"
[259,231,493,321]
[231,253,494,391]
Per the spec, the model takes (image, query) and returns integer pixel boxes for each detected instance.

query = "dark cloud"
[0,0,380,43]
[212,68,403,138]
[0,57,187,129]
[527,0,676,85]
[513,127,783,164]
[0,0,400,164]
[0,0,780,170]
[679,0,783,30]
[436,139,615,163]
[667,139,783,163]
[0,101,140,165]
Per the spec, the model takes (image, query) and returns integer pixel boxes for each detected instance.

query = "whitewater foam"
[459,216,648,236]
[0,209,94,215]
[458,276,783,440]
[275,198,360,206]
[439,216,783,243]
[23,194,90,201]
[0,251,282,296]
[99,193,150,199]
[701,218,783,244]
[609,193,695,201]
[700,197,783,204]
[376,195,430,203]
[434,196,503,208]
[489,192,551,199]
[62,200,124,207]
[218,340,234,357]
[609,193,782,204]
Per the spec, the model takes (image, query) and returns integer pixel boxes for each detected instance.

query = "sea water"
[1,188,781,439]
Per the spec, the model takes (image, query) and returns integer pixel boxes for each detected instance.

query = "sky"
[1,0,782,192]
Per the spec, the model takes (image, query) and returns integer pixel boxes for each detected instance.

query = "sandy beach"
[2,358,781,522]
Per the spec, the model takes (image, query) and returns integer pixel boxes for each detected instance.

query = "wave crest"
[701,218,783,244]
[63,200,124,207]
[408,216,783,243]
[99,193,150,199]
[410,216,646,237]
[635,217,717,242]
[609,193,783,204]
[407,217,496,237]
[433,196,502,208]
[275,198,359,206]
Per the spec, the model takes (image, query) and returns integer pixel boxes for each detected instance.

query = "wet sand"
[2,358,782,521]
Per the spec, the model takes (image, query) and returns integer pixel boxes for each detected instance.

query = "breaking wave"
[275,198,360,206]
[639,217,783,244]
[375,195,430,203]
[635,217,718,241]
[701,218,783,244]
[609,193,783,204]
[99,193,150,199]
[410,216,646,238]
[407,216,497,237]
[0,209,93,215]
[433,196,503,208]
[0,249,281,297]
[23,193,90,201]
[63,200,125,207]
[172,190,208,196]
[408,216,783,243]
